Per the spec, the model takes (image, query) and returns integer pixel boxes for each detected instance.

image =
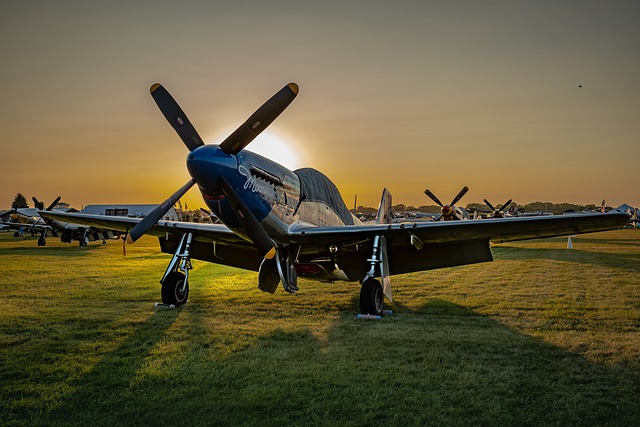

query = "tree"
[11,193,29,209]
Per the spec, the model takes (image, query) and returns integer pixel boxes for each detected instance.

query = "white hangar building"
[82,204,179,221]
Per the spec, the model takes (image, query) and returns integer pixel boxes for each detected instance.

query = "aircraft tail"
[375,188,393,225]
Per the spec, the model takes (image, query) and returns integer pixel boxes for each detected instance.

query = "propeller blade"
[450,186,469,206]
[126,179,196,244]
[46,196,61,211]
[499,199,513,212]
[219,83,299,155]
[218,177,276,259]
[32,197,44,210]
[483,199,495,211]
[150,84,205,152]
[424,189,444,207]
[258,257,280,294]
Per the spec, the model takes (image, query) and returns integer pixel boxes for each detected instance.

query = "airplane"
[483,198,513,219]
[3,197,119,246]
[423,187,470,221]
[40,82,630,315]
[1,197,60,243]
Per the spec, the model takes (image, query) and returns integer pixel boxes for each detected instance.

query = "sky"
[1,0,638,211]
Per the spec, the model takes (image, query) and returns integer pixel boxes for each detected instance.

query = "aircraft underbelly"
[335,239,493,280]
[159,235,263,272]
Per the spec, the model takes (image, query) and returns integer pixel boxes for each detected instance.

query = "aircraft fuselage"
[187,145,361,246]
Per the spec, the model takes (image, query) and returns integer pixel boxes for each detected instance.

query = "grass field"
[0,230,638,426]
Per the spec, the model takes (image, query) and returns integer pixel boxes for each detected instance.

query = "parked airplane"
[423,187,470,221]
[40,82,629,315]
[483,198,513,219]
[1,197,60,243]
[4,197,119,246]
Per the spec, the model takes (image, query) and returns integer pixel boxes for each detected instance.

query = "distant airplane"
[41,82,629,315]
[1,197,60,243]
[32,197,120,246]
[483,198,513,219]
[423,187,470,221]
[3,197,119,246]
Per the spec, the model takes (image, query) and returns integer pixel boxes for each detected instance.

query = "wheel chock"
[154,302,176,309]
[356,310,393,320]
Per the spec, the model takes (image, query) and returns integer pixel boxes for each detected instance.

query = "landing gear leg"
[277,249,299,294]
[37,229,48,246]
[160,233,192,306]
[359,235,392,315]
[79,229,89,247]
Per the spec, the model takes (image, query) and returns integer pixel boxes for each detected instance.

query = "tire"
[161,271,189,306]
[360,278,384,315]
[38,236,46,246]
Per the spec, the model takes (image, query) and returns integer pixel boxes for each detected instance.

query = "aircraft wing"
[289,211,629,244]
[38,210,247,244]
[1,220,52,233]
[287,211,629,279]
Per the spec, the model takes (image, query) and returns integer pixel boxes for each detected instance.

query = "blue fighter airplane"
[40,82,630,315]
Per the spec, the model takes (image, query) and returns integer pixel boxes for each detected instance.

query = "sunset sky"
[1,1,638,211]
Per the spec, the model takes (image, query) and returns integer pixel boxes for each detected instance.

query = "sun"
[244,131,302,170]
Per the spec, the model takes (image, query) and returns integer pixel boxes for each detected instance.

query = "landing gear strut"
[37,229,48,246]
[359,235,392,315]
[79,229,89,247]
[160,232,192,306]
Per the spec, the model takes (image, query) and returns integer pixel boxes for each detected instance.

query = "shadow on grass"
[33,299,639,426]
[44,309,181,424]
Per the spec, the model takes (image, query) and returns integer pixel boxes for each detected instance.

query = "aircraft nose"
[186,145,237,192]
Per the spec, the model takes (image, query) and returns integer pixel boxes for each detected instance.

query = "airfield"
[1,230,638,425]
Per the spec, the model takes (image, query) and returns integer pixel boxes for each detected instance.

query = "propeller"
[219,83,299,155]
[32,197,44,210]
[483,198,513,218]
[132,82,296,292]
[32,196,61,237]
[32,196,61,211]
[126,179,196,244]
[424,186,469,220]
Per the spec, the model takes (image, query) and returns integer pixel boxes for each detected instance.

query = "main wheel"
[161,271,189,306]
[37,236,46,246]
[360,278,384,315]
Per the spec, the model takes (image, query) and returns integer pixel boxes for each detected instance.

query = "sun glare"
[245,131,302,170]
